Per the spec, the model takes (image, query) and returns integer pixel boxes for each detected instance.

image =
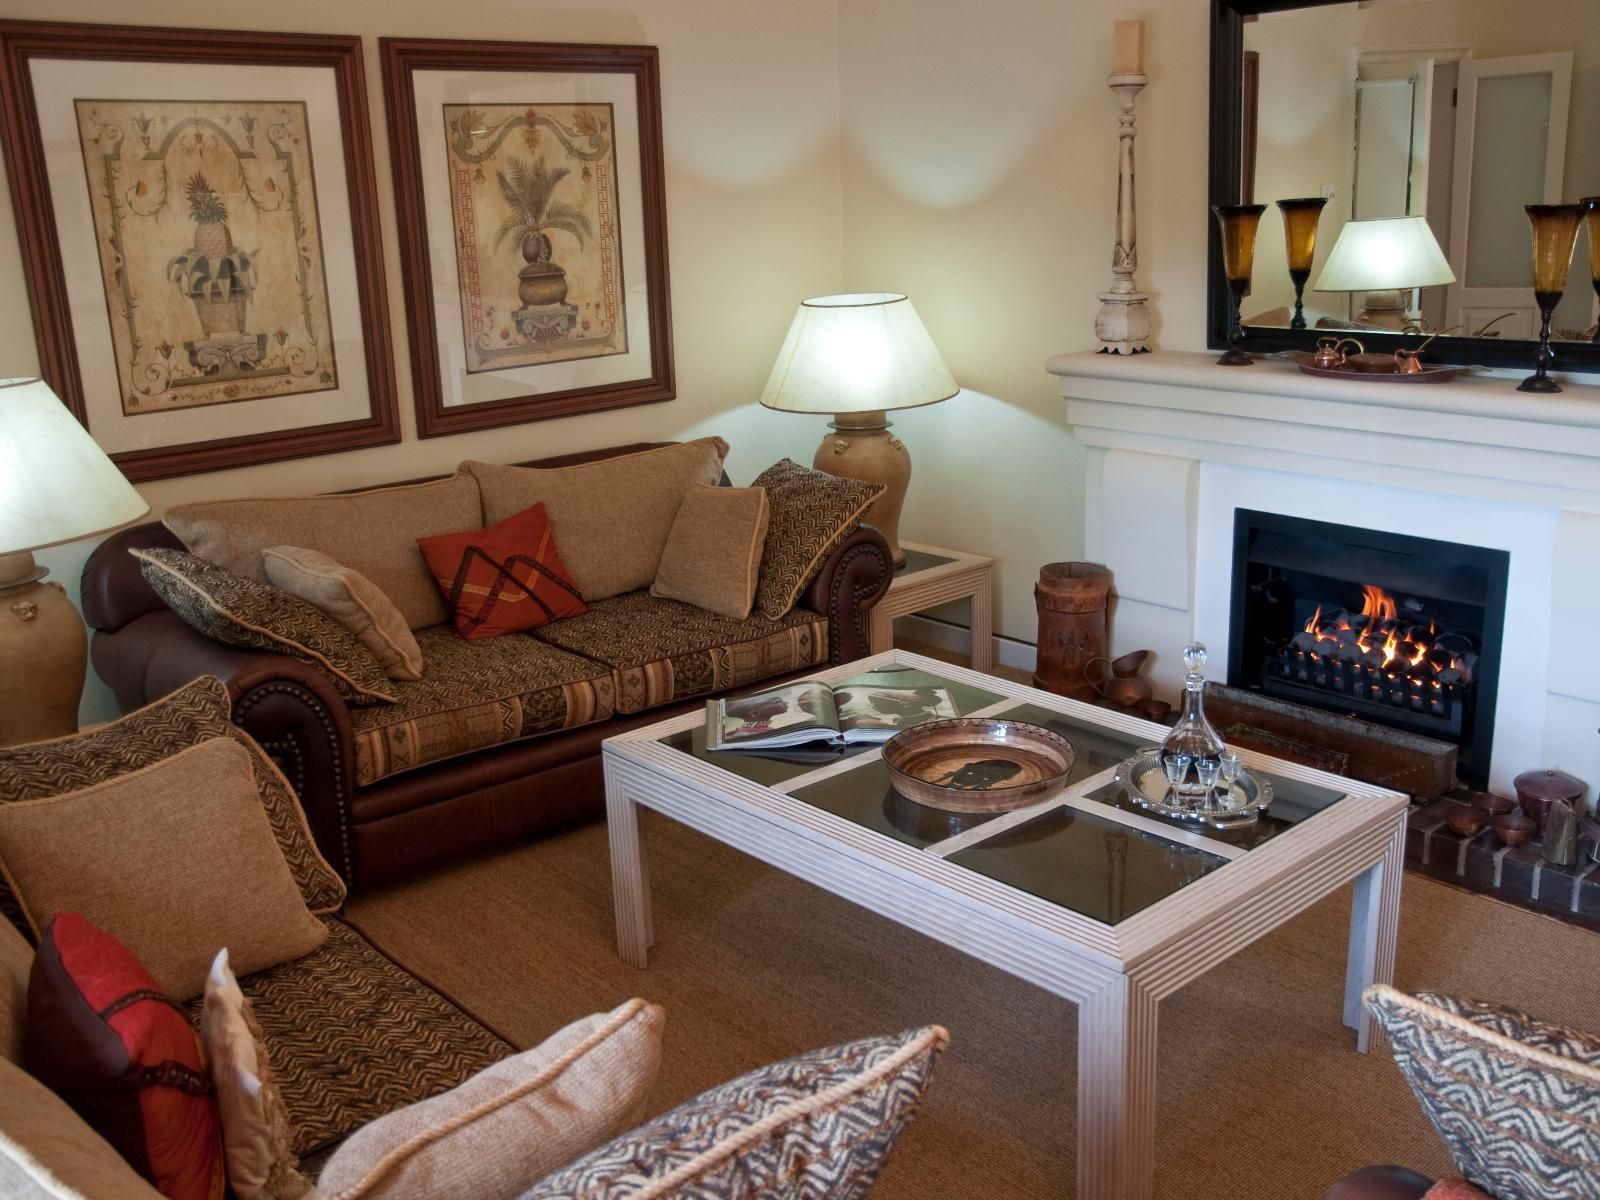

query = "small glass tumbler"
[1219,752,1242,797]
[1163,753,1192,797]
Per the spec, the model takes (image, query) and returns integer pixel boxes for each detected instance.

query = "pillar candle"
[1113,20,1144,75]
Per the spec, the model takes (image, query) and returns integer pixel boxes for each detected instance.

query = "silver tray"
[1111,749,1273,829]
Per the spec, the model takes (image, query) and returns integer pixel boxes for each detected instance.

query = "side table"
[867,541,995,673]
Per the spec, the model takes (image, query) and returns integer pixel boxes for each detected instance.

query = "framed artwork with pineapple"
[381,38,674,438]
[0,21,399,482]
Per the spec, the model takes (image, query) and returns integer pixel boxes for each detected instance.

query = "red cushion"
[417,502,588,639]
[25,913,223,1200]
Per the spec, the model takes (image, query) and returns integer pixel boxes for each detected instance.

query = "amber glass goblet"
[1213,204,1266,366]
[1276,197,1328,330]
[1518,204,1585,394]
[1583,196,1599,344]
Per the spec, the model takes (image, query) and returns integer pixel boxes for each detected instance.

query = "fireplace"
[1227,510,1510,789]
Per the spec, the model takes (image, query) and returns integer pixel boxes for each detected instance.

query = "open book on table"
[705,678,960,751]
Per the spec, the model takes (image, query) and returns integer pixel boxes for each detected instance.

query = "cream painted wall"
[835,0,1215,649]
[0,0,845,723]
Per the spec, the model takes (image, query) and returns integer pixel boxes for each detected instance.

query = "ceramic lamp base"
[813,411,910,566]
[0,551,87,747]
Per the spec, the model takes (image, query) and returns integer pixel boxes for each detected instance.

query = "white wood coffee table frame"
[602,650,1408,1200]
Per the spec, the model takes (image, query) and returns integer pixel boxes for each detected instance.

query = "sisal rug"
[347,810,1600,1198]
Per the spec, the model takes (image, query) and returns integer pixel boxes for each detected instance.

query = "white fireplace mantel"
[1047,349,1600,798]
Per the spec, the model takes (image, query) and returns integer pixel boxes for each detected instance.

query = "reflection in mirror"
[1240,0,1598,343]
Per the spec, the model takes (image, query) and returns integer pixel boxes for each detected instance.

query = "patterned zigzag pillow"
[1365,984,1600,1199]
[518,1024,948,1200]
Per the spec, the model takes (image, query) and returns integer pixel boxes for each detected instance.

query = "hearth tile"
[1575,862,1600,918]
[1530,862,1574,912]
[1498,846,1540,897]
[1461,837,1499,889]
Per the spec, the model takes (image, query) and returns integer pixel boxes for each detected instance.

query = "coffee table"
[601,650,1408,1200]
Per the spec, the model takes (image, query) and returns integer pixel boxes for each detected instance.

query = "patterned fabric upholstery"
[350,628,615,785]
[1365,984,1600,1199]
[750,460,883,621]
[519,1024,947,1200]
[0,677,346,936]
[532,591,829,715]
[135,548,396,705]
[184,919,514,1158]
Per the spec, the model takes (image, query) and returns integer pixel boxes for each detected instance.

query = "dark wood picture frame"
[381,38,675,439]
[1207,0,1600,375]
[0,20,400,482]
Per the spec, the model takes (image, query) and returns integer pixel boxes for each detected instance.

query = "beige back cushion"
[164,471,483,630]
[0,738,328,1001]
[263,546,424,681]
[0,1055,163,1200]
[464,438,729,602]
[0,919,30,1065]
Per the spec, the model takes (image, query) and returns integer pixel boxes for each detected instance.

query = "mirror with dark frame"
[1209,0,1600,372]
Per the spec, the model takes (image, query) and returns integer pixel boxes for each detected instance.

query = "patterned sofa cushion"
[519,1024,948,1200]
[350,629,615,786]
[532,591,828,715]
[1365,984,1600,1199]
[184,919,514,1159]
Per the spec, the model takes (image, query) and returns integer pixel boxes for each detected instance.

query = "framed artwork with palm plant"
[0,20,399,481]
[382,39,674,438]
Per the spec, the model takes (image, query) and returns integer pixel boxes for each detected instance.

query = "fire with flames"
[1291,584,1477,688]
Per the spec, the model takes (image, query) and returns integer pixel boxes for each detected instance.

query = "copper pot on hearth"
[1513,769,1585,836]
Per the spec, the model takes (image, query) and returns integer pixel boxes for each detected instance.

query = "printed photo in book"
[706,678,960,752]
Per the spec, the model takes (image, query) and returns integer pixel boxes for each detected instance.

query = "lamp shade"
[1314,216,1456,292]
[759,293,958,415]
[0,378,147,554]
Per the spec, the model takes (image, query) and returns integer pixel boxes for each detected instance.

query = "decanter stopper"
[1182,641,1207,678]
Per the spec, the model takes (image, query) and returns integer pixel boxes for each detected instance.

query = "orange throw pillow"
[417,503,588,639]
[25,912,225,1200]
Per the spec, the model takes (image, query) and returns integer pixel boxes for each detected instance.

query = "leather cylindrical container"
[1033,562,1111,699]
[1513,768,1585,834]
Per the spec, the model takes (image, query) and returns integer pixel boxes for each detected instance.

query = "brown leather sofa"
[81,442,894,890]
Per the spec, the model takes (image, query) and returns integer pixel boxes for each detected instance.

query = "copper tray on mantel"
[1290,351,1463,384]
[883,718,1074,814]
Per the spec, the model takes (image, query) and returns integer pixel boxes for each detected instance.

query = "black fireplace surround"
[1228,510,1509,789]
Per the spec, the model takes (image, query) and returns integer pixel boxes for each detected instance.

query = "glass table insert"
[654,666,1361,927]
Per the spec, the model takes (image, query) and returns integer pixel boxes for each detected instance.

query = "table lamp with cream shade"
[1314,216,1456,330]
[759,293,958,566]
[0,377,148,745]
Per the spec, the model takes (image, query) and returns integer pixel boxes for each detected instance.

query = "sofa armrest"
[1320,1167,1436,1200]
[801,524,894,663]
[90,609,359,881]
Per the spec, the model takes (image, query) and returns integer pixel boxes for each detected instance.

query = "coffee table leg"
[1344,818,1405,1052]
[969,580,994,674]
[1077,976,1158,1200]
[606,779,654,969]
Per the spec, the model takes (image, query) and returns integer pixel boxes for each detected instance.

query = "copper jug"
[1086,650,1153,709]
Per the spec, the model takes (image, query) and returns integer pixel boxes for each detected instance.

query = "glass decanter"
[1159,642,1226,801]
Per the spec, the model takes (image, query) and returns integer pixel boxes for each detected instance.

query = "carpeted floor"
[347,810,1600,1198]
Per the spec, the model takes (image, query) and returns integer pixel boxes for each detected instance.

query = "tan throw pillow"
[649,485,770,619]
[0,676,346,919]
[751,459,885,620]
[135,548,396,706]
[0,919,29,1065]
[318,998,664,1199]
[263,546,423,681]
[200,950,314,1200]
[464,438,729,602]
[0,1054,165,1200]
[164,470,483,630]
[0,738,328,1001]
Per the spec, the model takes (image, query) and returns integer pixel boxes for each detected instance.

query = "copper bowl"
[1444,806,1488,838]
[883,718,1074,814]
[1491,810,1537,847]
[1473,794,1515,818]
